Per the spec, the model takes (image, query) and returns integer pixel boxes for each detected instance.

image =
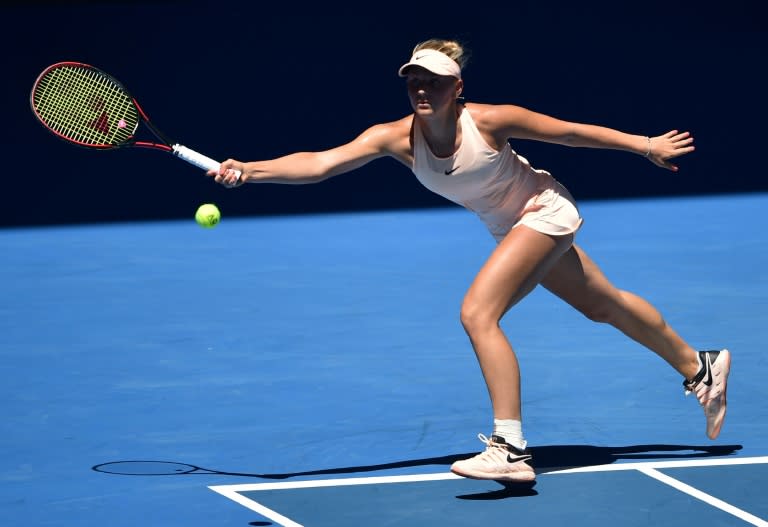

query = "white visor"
[397,49,461,79]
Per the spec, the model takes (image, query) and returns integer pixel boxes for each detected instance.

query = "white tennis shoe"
[450,434,536,482]
[684,349,731,440]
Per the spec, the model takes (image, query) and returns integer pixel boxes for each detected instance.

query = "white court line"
[638,468,768,527]
[209,457,768,527]
[210,486,304,527]
[210,471,462,493]
[547,455,768,474]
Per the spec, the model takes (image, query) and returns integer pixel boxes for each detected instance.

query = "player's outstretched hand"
[206,159,245,188]
[647,130,695,172]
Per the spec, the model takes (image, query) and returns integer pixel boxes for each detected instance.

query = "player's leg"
[540,244,730,439]
[451,226,573,481]
[460,227,574,420]
[541,244,698,376]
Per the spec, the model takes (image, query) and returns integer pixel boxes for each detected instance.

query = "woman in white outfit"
[208,38,730,483]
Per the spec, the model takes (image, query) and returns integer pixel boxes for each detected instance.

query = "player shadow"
[92,443,742,502]
[259,443,740,479]
[527,443,743,473]
[454,479,540,500]
[93,442,741,482]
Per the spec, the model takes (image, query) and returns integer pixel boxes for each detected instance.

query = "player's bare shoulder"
[464,102,530,146]
[465,102,527,130]
[361,115,413,165]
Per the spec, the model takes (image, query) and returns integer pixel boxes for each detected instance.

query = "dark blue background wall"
[3,1,766,227]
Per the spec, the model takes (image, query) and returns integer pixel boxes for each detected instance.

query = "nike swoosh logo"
[703,354,714,386]
[444,166,460,175]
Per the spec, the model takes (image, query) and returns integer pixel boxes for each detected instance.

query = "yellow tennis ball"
[195,203,220,228]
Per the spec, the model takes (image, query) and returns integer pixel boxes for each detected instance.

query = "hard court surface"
[2,193,767,526]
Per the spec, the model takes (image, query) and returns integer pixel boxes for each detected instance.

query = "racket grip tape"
[172,144,242,184]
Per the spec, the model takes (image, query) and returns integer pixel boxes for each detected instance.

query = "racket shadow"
[92,443,742,480]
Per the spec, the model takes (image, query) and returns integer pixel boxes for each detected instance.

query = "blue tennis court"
[2,193,767,526]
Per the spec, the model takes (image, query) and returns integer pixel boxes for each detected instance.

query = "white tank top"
[411,107,554,238]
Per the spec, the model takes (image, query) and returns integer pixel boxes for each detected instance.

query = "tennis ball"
[195,203,221,228]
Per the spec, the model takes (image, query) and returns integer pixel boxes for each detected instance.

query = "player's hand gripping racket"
[30,61,240,185]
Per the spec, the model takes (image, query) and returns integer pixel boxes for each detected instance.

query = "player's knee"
[460,298,498,336]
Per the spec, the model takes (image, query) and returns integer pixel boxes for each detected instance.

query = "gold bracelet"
[644,136,652,157]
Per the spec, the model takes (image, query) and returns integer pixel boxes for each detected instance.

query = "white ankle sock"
[493,418,526,450]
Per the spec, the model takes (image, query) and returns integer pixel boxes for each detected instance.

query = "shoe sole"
[706,349,731,440]
[450,466,536,482]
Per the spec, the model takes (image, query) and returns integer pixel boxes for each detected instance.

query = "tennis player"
[208,39,731,482]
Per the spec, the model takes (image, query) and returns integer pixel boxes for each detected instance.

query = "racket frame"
[30,61,239,180]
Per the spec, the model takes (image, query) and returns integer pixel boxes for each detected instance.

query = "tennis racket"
[30,61,240,183]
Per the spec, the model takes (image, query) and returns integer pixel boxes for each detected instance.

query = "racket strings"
[32,65,139,147]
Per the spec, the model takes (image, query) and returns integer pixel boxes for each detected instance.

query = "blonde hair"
[412,38,469,69]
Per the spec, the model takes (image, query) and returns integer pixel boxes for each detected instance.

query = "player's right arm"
[209,118,412,187]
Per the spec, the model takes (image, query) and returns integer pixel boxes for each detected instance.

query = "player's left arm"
[484,104,695,171]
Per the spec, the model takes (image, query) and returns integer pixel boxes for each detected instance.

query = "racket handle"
[172,144,242,184]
